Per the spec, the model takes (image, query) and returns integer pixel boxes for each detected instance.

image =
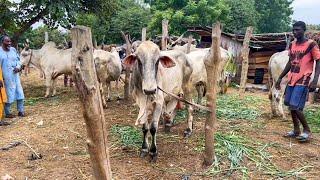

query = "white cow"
[123,41,193,162]
[94,48,122,107]
[187,47,233,104]
[20,42,72,97]
[268,50,320,118]
[171,44,198,53]
[20,42,122,102]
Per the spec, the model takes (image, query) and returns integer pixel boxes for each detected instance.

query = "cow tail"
[268,58,273,100]
[203,83,207,97]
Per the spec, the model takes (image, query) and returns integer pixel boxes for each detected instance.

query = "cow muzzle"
[143,88,157,95]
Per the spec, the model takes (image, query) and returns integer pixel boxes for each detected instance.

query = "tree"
[224,0,258,33]
[0,0,117,45]
[148,0,229,36]
[255,0,293,33]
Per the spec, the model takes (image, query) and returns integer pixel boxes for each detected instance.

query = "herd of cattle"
[18,39,320,162]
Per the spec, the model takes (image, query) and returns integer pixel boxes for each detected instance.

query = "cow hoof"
[184,128,192,138]
[51,95,55,97]
[140,150,148,158]
[164,124,172,133]
[116,96,122,101]
[149,152,158,163]
[107,98,111,102]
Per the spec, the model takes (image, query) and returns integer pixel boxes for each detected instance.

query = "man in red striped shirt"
[276,21,320,142]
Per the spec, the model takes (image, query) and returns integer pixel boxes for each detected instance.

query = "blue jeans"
[5,99,24,115]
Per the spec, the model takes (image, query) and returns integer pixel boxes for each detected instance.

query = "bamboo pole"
[203,22,221,166]
[239,26,253,98]
[161,19,169,50]
[142,27,147,42]
[121,31,132,100]
[71,26,112,179]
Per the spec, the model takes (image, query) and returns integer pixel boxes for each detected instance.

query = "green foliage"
[148,0,230,36]
[20,26,69,49]
[255,0,293,33]
[111,125,142,149]
[224,0,258,33]
[305,107,320,133]
[0,0,117,44]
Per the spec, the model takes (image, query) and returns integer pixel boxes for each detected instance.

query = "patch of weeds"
[174,109,188,124]
[195,132,311,179]
[111,124,142,149]
[305,107,320,133]
[216,94,265,120]
[25,97,42,106]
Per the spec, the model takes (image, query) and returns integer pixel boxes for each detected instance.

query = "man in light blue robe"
[0,35,25,118]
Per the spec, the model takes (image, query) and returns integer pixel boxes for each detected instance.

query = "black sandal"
[0,121,10,126]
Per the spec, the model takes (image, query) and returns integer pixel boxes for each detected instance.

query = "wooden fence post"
[44,32,49,43]
[71,26,112,180]
[203,22,221,166]
[186,35,193,54]
[161,19,168,50]
[239,26,253,98]
[121,31,132,100]
[142,27,147,42]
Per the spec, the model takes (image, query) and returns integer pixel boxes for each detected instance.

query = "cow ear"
[123,54,137,68]
[159,55,176,68]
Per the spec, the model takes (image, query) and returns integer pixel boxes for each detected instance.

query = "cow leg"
[163,100,178,133]
[100,83,107,108]
[116,79,121,101]
[183,87,194,138]
[52,79,57,97]
[149,102,162,163]
[140,123,149,158]
[196,84,203,105]
[64,75,68,87]
[279,95,286,119]
[149,121,158,163]
[106,82,111,102]
[69,77,74,87]
[45,77,52,98]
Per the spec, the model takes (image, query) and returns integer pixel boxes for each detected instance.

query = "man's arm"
[275,60,291,90]
[310,42,320,92]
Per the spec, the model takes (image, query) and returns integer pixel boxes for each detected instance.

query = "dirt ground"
[0,69,320,180]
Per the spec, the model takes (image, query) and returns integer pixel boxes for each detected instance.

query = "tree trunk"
[161,19,168,51]
[142,27,147,42]
[203,22,221,166]
[239,26,253,98]
[121,31,132,100]
[186,35,193,54]
[71,26,112,180]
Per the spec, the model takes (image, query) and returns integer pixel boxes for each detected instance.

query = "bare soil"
[0,70,319,179]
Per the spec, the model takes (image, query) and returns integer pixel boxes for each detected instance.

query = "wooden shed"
[188,26,291,84]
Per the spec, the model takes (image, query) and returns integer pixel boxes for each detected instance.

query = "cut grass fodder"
[194,132,311,178]
[305,106,320,133]
[174,94,266,123]
[111,125,142,149]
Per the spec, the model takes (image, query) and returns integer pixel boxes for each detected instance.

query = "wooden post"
[161,19,168,50]
[186,35,193,54]
[44,32,49,43]
[239,26,253,98]
[121,31,132,100]
[142,27,147,42]
[71,26,112,180]
[203,22,221,166]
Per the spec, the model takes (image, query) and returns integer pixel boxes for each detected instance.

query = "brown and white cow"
[123,41,193,162]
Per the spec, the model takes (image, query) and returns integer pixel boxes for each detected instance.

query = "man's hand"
[0,80,3,88]
[13,67,20,73]
[309,81,317,92]
[275,78,282,90]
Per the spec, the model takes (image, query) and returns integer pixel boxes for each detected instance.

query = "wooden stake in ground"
[121,31,132,100]
[161,19,169,50]
[142,27,147,42]
[44,32,49,43]
[186,35,193,54]
[203,22,221,166]
[239,26,253,98]
[71,26,112,180]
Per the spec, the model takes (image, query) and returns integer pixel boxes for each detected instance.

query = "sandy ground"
[0,69,319,179]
